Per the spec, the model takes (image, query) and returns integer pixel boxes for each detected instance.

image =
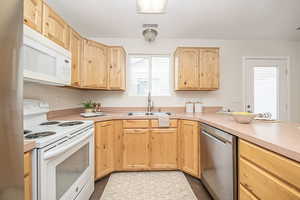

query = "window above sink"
[128,55,171,96]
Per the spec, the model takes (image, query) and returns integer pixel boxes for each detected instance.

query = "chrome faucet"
[147,92,153,113]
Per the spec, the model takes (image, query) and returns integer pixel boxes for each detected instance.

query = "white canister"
[194,102,203,113]
[185,102,194,113]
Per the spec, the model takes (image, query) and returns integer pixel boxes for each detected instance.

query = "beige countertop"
[24,140,35,153]
[51,112,300,163]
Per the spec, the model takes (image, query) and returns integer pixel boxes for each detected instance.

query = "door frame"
[242,56,290,120]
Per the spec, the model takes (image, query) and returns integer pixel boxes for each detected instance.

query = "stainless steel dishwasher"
[201,123,237,200]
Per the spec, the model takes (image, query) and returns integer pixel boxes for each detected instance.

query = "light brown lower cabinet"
[239,140,300,200]
[94,119,202,180]
[179,120,200,177]
[150,128,178,169]
[95,121,114,180]
[24,151,32,200]
[122,129,150,170]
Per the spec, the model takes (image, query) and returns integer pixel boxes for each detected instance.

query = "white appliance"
[24,99,94,200]
[23,25,71,86]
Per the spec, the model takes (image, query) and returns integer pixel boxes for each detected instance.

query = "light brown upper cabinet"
[108,47,126,90]
[81,40,108,89]
[175,48,200,90]
[199,48,219,89]
[179,120,200,177]
[95,121,114,180]
[70,29,83,87]
[23,0,128,90]
[42,3,70,49]
[24,0,43,33]
[174,47,219,91]
[150,129,178,169]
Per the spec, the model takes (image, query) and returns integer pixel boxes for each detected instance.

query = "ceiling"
[46,0,300,41]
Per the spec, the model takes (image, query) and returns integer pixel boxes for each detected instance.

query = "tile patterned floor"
[89,172,212,200]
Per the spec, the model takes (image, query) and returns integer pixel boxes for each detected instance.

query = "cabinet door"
[113,120,123,171]
[108,47,126,90]
[180,120,199,177]
[82,40,108,89]
[123,129,150,170]
[150,129,178,169]
[43,3,70,49]
[24,176,31,200]
[199,48,219,90]
[95,121,114,180]
[24,0,43,33]
[24,152,32,200]
[176,48,199,90]
[70,29,83,87]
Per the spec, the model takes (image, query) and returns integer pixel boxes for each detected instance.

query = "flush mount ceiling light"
[143,28,158,42]
[142,24,158,42]
[137,0,168,14]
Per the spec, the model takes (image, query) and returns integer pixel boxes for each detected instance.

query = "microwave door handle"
[43,131,93,160]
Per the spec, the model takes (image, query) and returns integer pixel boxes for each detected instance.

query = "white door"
[244,58,289,120]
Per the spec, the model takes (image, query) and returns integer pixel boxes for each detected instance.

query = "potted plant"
[82,100,94,113]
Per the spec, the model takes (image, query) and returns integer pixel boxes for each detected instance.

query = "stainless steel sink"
[128,112,171,116]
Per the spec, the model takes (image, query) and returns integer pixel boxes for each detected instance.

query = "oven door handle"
[43,131,93,160]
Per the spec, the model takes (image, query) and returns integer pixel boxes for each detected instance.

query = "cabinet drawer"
[123,120,149,128]
[239,184,258,200]
[151,120,178,128]
[239,157,300,199]
[239,140,300,190]
[24,152,31,176]
[181,120,198,126]
[123,129,149,134]
[96,121,113,127]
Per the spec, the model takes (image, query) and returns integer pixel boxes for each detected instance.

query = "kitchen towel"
[158,114,170,127]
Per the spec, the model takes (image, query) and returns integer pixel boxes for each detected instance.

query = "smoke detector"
[142,24,158,42]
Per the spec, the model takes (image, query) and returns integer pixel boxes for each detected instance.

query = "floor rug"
[100,171,198,200]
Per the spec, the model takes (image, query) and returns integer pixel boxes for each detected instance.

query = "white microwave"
[23,25,71,86]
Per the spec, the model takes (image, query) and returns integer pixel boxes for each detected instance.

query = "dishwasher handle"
[202,130,232,144]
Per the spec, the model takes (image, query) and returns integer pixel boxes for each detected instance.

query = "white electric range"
[24,99,95,200]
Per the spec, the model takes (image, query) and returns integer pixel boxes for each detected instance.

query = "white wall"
[24,82,85,111]
[23,38,300,122]
[86,37,300,122]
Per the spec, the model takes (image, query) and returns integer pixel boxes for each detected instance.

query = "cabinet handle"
[184,81,187,85]
[65,60,69,63]
[88,60,92,64]
[45,22,49,26]
[201,73,204,77]
[73,82,79,86]
[24,19,28,23]
[110,65,113,69]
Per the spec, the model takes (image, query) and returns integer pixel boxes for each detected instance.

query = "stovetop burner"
[40,121,60,126]
[25,131,56,139]
[24,130,32,134]
[58,121,84,127]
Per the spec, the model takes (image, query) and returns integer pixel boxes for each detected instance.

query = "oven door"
[38,128,94,200]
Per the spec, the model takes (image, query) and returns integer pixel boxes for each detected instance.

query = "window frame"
[127,54,171,97]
